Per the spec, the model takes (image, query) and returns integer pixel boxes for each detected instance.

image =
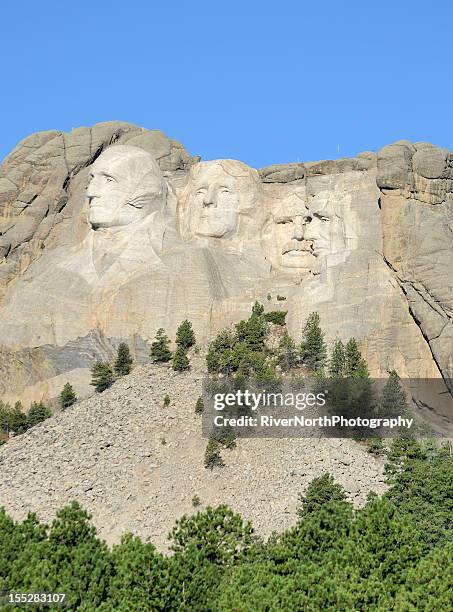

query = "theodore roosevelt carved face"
[262,182,351,274]
[86,145,166,230]
[179,160,262,241]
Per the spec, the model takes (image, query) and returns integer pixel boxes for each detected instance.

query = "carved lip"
[281,240,313,255]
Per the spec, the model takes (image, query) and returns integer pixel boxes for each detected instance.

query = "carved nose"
[203,192,216,207]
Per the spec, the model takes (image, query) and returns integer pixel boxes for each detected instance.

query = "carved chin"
[196,223,232,238]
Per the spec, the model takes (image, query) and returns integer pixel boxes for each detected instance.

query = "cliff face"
[0,124,451,408]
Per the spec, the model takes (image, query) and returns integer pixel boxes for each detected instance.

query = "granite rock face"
[0,123,451,417]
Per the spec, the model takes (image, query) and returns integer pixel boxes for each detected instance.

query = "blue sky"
[1,0,452,167]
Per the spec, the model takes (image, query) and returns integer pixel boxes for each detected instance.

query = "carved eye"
[196,189,207,196]
[220,188,230,194]
[105,176,115,183]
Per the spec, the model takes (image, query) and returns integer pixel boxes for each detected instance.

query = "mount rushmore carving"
[0,122,451,418]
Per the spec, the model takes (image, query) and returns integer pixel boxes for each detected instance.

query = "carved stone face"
[87,145,166,230]
[181,160,261,241]
[262,189,316,273]
[271,197,316,270]
[303,191,343,258]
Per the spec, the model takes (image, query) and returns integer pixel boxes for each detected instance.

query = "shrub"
[276,294,287,301]
[213,424,237,449]
[367,437,385,455]
[204,438,224,469]
[195,397,204,414]
[264,311,287,326]
[192,495,201,507]
[163,394,170,407]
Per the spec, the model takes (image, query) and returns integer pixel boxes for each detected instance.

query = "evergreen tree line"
[205,305,410,427]
[0,400,52,440]
[90,320,196,393]
[0,439,451,610]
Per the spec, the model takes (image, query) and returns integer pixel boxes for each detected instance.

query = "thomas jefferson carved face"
[86,145,166,230]
[181,160,261,240]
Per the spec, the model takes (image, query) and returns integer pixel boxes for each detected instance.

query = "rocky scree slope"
[0,358,387,550]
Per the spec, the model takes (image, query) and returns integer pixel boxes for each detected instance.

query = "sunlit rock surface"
[0,123,451,414]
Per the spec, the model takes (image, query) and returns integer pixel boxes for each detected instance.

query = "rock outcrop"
[0,124,451,419]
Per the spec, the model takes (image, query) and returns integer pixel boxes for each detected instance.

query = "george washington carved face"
[86,145,166,230]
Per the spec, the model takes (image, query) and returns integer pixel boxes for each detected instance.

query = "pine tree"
[206,329,235,374]
[345,338,368,377]
[297,473,348,519]
[114,342,133,376]
[300,312,327,372]
[59,382,77,409]
[150,328,172,363]
[235,314,267,352]
[251,300,264,316]
[163,394,171,407]
[176,320,196,350]
[278,331,298,371]
[0,401,28,435]
[90,362,114,393]
[329,339,346,377]
[27,401,51,427]
[172,346,190,372]
[380,370,408,417]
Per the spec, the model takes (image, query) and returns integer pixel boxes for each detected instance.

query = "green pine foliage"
[114,342,133,376]
[172,347,190,372]
[90,362,114,393]
[26,401,51,427]
[175,320,196,350]
[297,473,348,519]
[263,310,287,326]
[59,382,77,409]
[0,401,28,435]
[163,394,171,407]
[195,397,204,414]
[251,301,265,316]
[328,339,346,377]
[235,313,268,352]
[150,329,172,363]
[204,438,224,469]
[300,311,327,371]
[345,337,368,377]
[380,370,408,416]
[278,330,298,371]
[0,442,450,610]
